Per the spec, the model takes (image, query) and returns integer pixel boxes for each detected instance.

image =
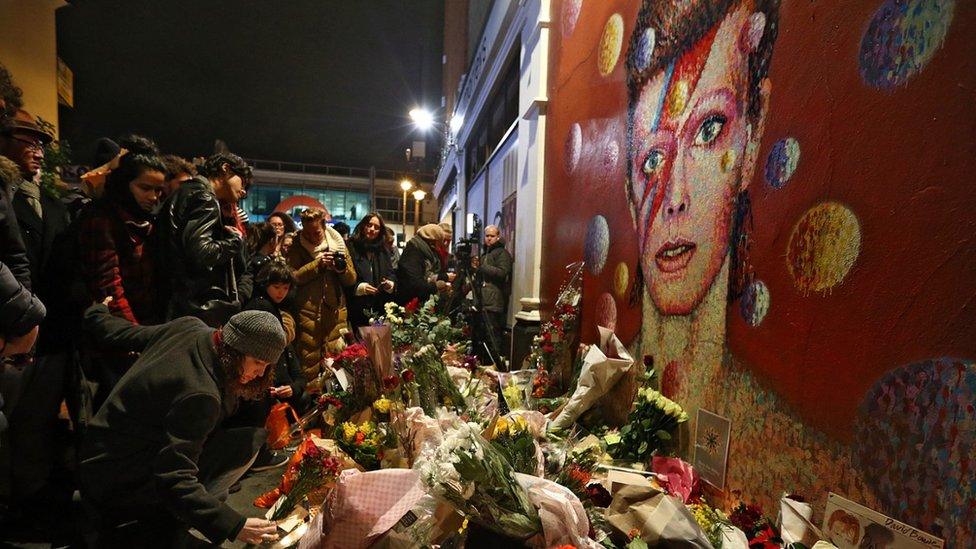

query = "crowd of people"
[0,64,513,546]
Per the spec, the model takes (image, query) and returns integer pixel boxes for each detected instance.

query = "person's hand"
[435,280,451,293]
[235,517,279,545]
[362,283,379,295]
[380,279,394,293]
[447,272,457,283]
[318,253,336,270]
[270,385,293,399]
[471,256,480,269]
[2,326,39,357]
[225,225,243,239]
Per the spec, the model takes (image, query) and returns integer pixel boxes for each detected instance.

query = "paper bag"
[551,326,633,430]
[513,473,602,549]
[359,324,394,379]
[606,484,713,548]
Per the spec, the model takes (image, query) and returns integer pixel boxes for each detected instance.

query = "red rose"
[401,369,416,383]
[382,375,400,391]
[405,297,420,313]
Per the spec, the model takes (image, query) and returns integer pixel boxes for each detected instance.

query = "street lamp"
[409,107,434,132]
[400,179,413,240]
[412,189,427,233]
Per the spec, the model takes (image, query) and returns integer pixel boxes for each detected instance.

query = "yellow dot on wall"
[667,80,690,118]
[613,262,629,299]
[598,14,624,77]
[721,149,737,173]
[787,202,862,295]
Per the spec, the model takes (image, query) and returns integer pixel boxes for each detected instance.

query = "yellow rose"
[341,422,357,441]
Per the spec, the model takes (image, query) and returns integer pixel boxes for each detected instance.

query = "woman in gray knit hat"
[79,299,287,546]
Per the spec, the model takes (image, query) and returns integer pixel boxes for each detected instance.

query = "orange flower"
[354,431,366,445]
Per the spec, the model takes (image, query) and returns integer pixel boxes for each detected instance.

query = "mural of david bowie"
[621,0,878,512]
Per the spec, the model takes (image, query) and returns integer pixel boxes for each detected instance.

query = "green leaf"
[655,430,672,441]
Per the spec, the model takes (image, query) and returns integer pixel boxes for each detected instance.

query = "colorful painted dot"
[721,149,737,174]
[765,137,800,189]
[635,28,656,71]
[859,0,955,89]
[565,123,582,175]
[613,262,629,300]
[561,0,582,38]
[598,14,624,77]
[667,80,689,118]
[739,280,770,327]
[787,202,861,295]
[855,358,976,546]
[596,292,617,330]
[584,215,610,275]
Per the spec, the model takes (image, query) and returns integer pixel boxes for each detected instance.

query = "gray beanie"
[221,310,286,363]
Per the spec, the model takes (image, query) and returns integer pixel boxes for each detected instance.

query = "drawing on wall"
[823,493,945,549]
[543,0,974,544]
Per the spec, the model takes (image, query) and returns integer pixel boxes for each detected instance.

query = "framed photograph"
[693,408,732,490]
[823,492,944,548]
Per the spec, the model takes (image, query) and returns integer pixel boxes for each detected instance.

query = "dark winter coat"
[79,304,246,543]
[346,237,397,328]
[0,261,45,339]
[0,156,31,289]
[156,176,251,326]
[474,240,513,313]
[395,235,441,305]
[12,186,69,297]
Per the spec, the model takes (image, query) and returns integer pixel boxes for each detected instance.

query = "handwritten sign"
[823,492,944,549]
[693,408,731,490]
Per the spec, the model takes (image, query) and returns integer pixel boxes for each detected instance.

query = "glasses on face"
[8,135,44,152]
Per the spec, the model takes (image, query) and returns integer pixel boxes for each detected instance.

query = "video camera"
[454,213,482,265]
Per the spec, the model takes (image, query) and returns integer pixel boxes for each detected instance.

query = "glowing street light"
[400,179,413,238]
[409,107,434,131]
[412,189,427,233]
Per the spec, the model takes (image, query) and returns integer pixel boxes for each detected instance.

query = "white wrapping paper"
[550,326,634,430]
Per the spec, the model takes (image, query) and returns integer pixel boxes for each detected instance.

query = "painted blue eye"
[695,114,727,145]
[642,149,665,175]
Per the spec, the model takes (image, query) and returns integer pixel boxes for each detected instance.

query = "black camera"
[333,252,347,272]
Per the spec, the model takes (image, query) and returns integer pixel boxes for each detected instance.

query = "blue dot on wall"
[764,137,800,189]
[739,280,770,327]
[859,0,955,89]
[635,28,656,71]
[585,215,610,275]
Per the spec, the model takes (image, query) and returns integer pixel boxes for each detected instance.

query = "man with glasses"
[0,108,73,542]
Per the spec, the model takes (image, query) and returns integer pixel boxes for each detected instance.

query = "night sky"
[56,0,444,172]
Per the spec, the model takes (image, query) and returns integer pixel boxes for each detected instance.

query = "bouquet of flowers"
[404,344,467,416]
[688,501,733,548]
[416,418,542,540]
[607,387,688,463]
[270,439,343,520]
[334,420,389,470]
[372,296,466,353]
[331,342,378,411]
[526,262,583,390]
[488,414,540,475]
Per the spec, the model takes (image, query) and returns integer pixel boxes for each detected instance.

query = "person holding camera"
[471,225,512,366]
[286,208,356,380]
[346,212,397,328]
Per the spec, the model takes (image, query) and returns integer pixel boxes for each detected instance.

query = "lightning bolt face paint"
[627,6,760,315]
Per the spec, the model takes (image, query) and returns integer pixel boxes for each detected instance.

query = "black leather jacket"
[156,177,250,326]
